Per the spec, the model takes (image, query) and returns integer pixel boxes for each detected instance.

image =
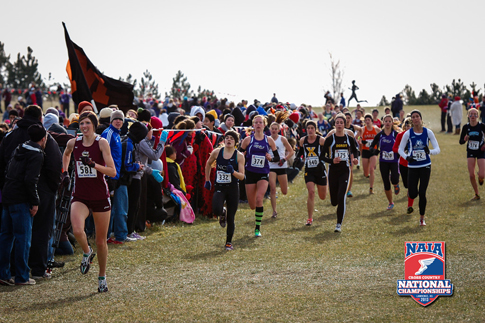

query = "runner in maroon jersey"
[62,109,116,292]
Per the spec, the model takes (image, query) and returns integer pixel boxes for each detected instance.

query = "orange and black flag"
[63,22,135,114]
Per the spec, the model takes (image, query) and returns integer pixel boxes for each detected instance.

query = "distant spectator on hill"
[438,94,449,132]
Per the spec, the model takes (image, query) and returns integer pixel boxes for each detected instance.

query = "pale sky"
[1,0,483,107]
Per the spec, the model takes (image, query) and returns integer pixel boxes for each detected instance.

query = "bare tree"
[329,52,344,100]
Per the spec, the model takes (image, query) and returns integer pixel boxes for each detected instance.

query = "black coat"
[0,116,62,192]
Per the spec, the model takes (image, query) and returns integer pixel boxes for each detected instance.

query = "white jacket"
[450,101,463,126]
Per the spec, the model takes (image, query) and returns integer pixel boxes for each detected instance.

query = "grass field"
[1,105,484,322]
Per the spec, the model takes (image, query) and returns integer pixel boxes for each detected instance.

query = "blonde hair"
[468,108,479,117]
[252,114,267,126]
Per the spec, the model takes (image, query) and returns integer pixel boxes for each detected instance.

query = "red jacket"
[438,98,448,113]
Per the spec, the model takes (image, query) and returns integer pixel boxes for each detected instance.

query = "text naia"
[397,280,452,295]
[405,242,443,258]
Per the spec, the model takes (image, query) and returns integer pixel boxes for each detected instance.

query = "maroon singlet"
[72,135,109,200]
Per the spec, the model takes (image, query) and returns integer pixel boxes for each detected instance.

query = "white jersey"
[269,135,287,169]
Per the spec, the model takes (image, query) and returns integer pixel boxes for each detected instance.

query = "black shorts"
[362,150,375,159]
[304,170,327,186]
[467,151,485,159]
[71,197,111,212]
[245,170,269,184]
[270,168,287,176]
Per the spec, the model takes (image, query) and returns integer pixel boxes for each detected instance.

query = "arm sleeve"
[392,133,402,153]
[349,136,358,157]
[270,150,280,162]
[296,145,305,159]
[458,125,467,145]
[427,129,440,155]
[398,130,411,159]
[321,136,333,163]
[124,142,140,172]
[25,152,44,206]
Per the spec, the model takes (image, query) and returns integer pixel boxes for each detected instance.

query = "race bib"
[335,149,349,161]
[306,156,319,168]
[76,161,97,178]
[216,171,231,184]
[251,155,265,168]
[468,140,479,150]
[382,151,394,160]
[412,150,426,161]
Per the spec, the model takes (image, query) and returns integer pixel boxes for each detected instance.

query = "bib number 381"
[251,155,265,168]
[76,161,97,178]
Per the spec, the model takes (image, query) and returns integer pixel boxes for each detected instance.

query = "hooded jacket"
[0,116,61,192]
[2,140,44,206]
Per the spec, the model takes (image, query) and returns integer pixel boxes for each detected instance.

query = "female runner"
[398,110,440,226]
[239,115,280,237]
[295,121,326,225]
[392,118,415,214]
[321,114,358,232]
[369,114,401,210]
[361,113,381,194]
[459,108,485,200]
[268,122,294,218]
[204,130,245,250]
[62,111,116,292]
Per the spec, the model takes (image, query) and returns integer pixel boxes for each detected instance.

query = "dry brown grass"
[1,105,484,322]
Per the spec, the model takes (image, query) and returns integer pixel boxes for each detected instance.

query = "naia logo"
[397,241,453,306]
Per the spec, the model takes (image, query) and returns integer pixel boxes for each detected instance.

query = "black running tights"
[328,166,350,225]
[408,166,431,216]
[213,185,239,243]
[380,161,399,191]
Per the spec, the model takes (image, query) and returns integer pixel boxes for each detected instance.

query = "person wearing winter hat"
[137,109,152,123]
[96,108,114,134]
[78,101,94,114]
[190,106,205,122]
[43,113,67,134]
[0,124,47,286]
[45,107,60,117]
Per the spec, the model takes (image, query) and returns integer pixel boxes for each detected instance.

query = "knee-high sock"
[255,206,263,230]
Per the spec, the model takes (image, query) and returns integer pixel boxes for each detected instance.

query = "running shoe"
[407,206,414,214]
[107,237,123,245]
[471,194,480,201]
[32,272,52,280]
[347,191,353,197]
[124,236,137,242]
[225,243,234,251]
[272,211,277,218]
[394,184,400,195]
[420,219,426,226]
[334,223,342,233]
[369,188,374,194]
[255,229,262,237]
[128,232,146,240]
[0,278,14,286]
[305,219,313,226]
[80,247,96,275]
[219,207,227,228]
[387,203,395,210]
[98,278,109,293]
[479,178,484,186]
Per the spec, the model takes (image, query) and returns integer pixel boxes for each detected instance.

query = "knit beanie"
[78,101,93,114]
[289,111,300,124]
[99,107,113,119]
[128,121,148,143]
[43,113,58,130]
[45,107,59,117]
[137,109,152,123]
[28,124,47,142]
[111,110,125,123]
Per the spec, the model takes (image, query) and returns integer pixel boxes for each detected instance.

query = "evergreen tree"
[416,89,432,105]
[444,79,467,98]
[6,47,43,89]
[0,42,10,86]
[138,70,160,100]
[403,84,417,105]
[378,95,389,106]
[195,85,215,99]
[166,70,193,99]
[429,83,442,104]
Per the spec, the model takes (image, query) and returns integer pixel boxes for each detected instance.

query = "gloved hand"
[424,146,430,154]
[226,165,234,174]
[278,158,286,167]
[80,156,95,167]
[187,145,193,155]
[361,140,368,145]
[406,156,416,163]
[204,181,212,190]
[160,130,169,143]
[60,171,70,187]
[151,169,164,183]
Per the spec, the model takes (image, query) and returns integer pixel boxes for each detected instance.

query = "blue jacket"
[101,125,122,180]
